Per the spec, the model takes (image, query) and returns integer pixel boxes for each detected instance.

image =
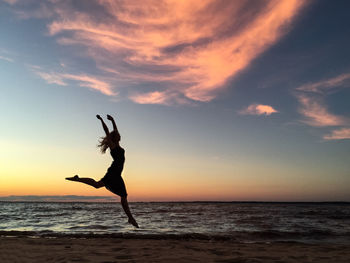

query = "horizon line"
[0,195,349,203]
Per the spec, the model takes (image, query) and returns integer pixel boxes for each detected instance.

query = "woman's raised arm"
[96,115,110,136]
[107,114,120,135]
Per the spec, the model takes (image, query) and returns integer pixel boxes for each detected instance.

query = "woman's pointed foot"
[65,175,79,181]
[128,217,139,228]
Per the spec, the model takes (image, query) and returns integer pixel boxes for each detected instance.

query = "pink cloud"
[239,104,278,116]
[129,91,170,105]
[62,74,115,96]
[295,72,350,140]
[18,0,306,105]
[297,73,350,93]
[34,70,114,96]
[35,71,67,86]
[296,94,346,127]
[324,128,350,140]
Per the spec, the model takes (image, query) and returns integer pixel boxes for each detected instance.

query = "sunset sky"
[1,0,349,201]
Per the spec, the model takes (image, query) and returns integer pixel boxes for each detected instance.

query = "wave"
[1,230,349,243]
[68,225,110,230]
[0,230,233,241]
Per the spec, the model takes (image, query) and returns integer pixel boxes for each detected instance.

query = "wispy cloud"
[295,72,350,140]
[62,74,115,96]
[0,55,14,63]
[296,94,346,127]
[33,69,115,96]
[3,0,17,5]
[297,73,350,93]
[239,104,278,116]
[129,91,171,105]
[35,71,67,86]
[7,0,307,105]
[323,128,350,140]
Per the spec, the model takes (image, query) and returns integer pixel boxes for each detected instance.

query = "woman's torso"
[109,146,125,173]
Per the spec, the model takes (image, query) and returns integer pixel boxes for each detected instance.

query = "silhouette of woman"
[66,114,139,228]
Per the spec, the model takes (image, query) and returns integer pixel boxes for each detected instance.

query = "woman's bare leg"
[66,175,104,189]
[66,176,138,227]
[121,196,139,228]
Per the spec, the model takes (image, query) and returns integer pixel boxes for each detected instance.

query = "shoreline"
[1,236,350,263]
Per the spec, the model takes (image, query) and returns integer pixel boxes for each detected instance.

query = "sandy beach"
[1,236,349,263]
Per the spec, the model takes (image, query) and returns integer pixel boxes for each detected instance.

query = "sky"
[1,0,350,202]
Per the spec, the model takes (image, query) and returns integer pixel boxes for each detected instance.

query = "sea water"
[1,202,349,244]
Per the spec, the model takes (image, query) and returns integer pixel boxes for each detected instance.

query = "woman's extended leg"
[121,196,139,228]
[66,175,104,189]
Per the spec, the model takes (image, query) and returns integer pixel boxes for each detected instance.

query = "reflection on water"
[1,202,350,243]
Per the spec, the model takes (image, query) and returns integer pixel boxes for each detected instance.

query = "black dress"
[101,146,127,197]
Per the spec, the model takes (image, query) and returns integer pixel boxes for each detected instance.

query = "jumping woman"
[66,114,139,228]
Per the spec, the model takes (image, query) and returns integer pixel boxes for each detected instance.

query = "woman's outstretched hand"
[107,114,114,121]
[96,114,102,120]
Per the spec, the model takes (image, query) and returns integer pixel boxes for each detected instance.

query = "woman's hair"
[98,130,120,154]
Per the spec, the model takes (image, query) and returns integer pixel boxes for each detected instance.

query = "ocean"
[1,201,349,244]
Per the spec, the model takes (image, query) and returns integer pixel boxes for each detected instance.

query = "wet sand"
[1,236,350,262]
